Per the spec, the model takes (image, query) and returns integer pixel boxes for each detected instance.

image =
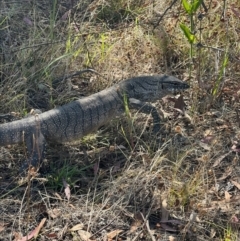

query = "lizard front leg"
[129,98,161,133]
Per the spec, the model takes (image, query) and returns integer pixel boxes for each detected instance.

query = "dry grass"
[0,0,240,240]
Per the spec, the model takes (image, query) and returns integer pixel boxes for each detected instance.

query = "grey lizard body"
[0,75,189,170]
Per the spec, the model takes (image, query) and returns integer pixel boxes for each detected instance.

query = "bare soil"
[0,0,240,240]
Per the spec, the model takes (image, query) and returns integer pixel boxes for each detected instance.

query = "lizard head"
[157,74,190,94]
[122,75,189,102]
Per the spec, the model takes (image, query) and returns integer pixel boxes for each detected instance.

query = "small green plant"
[212,50,229,96]
[182,0,203,15]
[180,0,203,71]
[47,160,92,190]
[222,229,231,241]
[100,33,107,60]
[221,225,238,241]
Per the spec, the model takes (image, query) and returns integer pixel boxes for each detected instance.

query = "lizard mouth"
[173,82,189,94]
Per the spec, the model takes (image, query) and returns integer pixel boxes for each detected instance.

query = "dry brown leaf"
[174,126,182,134]
[166,96,186,111]
[218,166,232,180]
[48,208,61,219]
[201,135,215,144]
[169,235,177,241]
[231,143,240,153]
[130,213,144,233]
[16,218,46,241]
[54,192,63,200]
[231,215,239,223]
[69,223,84,231]
[33,218,46,239]
[107,229,123,239]
[225,191,231,202]
[58,222,68,239]
[0,225,4,233]
[231,180,240,190]
[45,232,58,238]
[213,151,231,167]
[129,225,138,234]
[69,203,75,208]
[130,222,140,233]
[63,179,71,201]
[173,95,187,112]
[13,232,22,240]
[204,129,213,136]
[198,141,211,151]
[161,199,169,222]
[77,230,92,241]
[109,145,115,151]
[0,222,7,232]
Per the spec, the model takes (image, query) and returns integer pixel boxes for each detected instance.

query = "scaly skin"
[0,75,189,169]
